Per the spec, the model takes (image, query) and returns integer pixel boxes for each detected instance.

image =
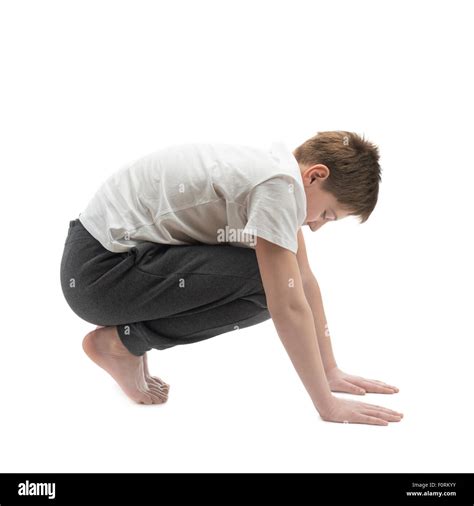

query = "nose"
[308,220,327,232]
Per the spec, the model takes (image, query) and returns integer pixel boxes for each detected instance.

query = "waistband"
[69,218,81,228]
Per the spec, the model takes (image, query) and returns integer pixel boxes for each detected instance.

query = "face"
[298,162,352,232]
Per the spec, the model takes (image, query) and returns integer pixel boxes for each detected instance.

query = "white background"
[0,0,473,473]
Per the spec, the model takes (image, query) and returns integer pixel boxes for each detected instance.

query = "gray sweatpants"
[60,218,271,356]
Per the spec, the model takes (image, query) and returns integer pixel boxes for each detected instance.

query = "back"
[78,141,307,253]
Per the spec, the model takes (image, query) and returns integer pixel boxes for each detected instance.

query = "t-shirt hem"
[78,214,127,253]
[242,224,297,254]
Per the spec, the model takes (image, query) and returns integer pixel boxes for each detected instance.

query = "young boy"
[60,130,403,426]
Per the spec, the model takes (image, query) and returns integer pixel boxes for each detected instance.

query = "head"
[293,131,382,232]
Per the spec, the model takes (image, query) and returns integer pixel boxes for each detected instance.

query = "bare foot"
[83,326,170,405]
[92,325,170,395]
[143,353,170,391]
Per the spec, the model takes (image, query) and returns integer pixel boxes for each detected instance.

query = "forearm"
[270,302,333,413]
[302,275,338,374]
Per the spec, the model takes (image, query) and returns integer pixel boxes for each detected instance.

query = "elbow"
[267,296,311,322]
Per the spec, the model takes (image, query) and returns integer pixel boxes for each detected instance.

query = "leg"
[61,220,269,354]
[60,219,270,404]
[61,220,170,404]
[113,240,270,353]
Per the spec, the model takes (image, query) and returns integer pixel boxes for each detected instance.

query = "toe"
[149,377,170,391]
[149,387,168,403]
[151,375,168,385]
[152,386,168,399]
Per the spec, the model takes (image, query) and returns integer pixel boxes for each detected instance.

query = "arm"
[296,228,338,374]
[255,236,403,425]
[296,227,401,395]
[255,235,333,413]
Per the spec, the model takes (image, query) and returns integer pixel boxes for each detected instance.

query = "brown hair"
[293,131,382,223]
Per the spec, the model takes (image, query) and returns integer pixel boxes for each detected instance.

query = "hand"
[319,396,404,426]
[326,366,399,395]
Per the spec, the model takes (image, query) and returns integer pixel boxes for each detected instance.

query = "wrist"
[311,384,334,412]
[314,393,337,417]
[324,362,339,376]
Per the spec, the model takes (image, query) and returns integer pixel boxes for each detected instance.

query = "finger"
[350,379,396,394]
[369,379,399,392]
[338,380,366,395]
[346,376,395,388]
[361,403,403,417]
[363,409,402,422]
[361,402,403,414]
[354,413,388,426]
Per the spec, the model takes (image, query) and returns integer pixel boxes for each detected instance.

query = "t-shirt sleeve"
[242,176,304,253]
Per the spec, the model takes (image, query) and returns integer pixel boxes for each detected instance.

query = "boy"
[60,131,403,426]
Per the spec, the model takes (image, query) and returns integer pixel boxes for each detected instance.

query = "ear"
[303,164,330,184]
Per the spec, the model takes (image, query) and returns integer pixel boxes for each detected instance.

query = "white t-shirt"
[78,141,307,254]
